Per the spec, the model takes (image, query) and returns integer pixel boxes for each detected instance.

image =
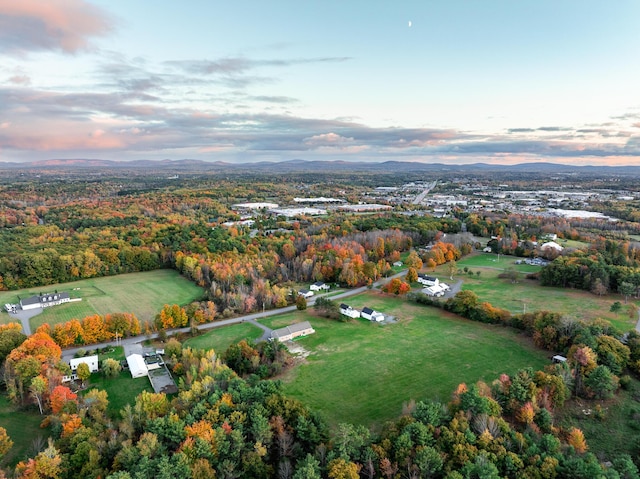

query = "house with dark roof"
[270,321,315,342]
[298,289,314,299]
[361,307,384,322]
[339,303,360,319]
[310,281,330,292]
[19,292,70,311]
[417,274,439,287]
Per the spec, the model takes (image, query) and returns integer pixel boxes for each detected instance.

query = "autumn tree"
[5,332,61,405]
[296,295,307,311]
[405,267,418,284]
[102,358,122,378]
[76,362,91,387]
[0,427,12,461]
[49,385,78,414]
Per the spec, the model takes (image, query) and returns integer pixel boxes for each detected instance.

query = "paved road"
[61,270,409,360]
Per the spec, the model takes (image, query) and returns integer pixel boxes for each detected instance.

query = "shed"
[126,354,148,378]
[552,355,567,364]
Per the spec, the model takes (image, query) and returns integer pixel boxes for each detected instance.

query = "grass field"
[445,263,637,331]
[0,270,205,331]
[184,322,264,354]
[0,396,47,468]
[85,369,153,417]
[456,253,542,274]
[264,292,548,427]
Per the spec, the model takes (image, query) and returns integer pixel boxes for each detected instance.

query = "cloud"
[8,74,30,85]
[0,0,114,55]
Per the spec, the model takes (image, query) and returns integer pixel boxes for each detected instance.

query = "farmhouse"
[63,354,99,382]
[271,321,315,342]
[417,274,439,287]
[310,281,330,292]
[19,292,70,311]
[298,289,314,299]
[361,307,384,322]
[70,355,99,373]
[339,303,361,319]
[126,354,149,378]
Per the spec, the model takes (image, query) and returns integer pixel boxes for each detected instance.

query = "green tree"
[76,362,91,387]
[585,365,618,399]
[293,454,322,479]
[102,358,122,378]
[619,281,636,303]
[30,375,48,415]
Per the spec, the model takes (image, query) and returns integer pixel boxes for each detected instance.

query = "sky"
[1,1,640,165]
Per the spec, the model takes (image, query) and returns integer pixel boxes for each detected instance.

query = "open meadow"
[0,270,205,331]
[261,292,548,427]
[184,322,264,354]
[449,256,637,331]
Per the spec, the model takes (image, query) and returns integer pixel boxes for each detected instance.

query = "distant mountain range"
[1,158,640,175]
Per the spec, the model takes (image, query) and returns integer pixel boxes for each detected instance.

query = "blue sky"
[1,0,639,164]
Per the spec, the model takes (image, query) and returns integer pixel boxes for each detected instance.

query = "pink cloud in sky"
[0,0,113,55]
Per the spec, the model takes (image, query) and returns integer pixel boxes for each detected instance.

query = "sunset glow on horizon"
[1,0,639,165]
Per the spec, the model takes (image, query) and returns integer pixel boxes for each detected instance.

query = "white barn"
[19,292,71,311]
[126,354,148,379]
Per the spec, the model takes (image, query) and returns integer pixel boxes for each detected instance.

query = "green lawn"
[448,267,637,331]
[456,253,542,274]
[0,395,48,468]
[266,293,548,428]
[84,369,152,417]
[0,270,205,331]
[184,322,264,353]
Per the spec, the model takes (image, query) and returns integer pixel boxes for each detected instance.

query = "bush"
[619,375,632,390]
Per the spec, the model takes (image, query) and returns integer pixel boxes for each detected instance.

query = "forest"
[2,169,640,478]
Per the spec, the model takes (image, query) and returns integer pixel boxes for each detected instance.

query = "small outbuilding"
[126,354,149,378]
[552,355,567,364]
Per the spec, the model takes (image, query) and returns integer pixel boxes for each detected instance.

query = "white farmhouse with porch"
[339,303,361,319]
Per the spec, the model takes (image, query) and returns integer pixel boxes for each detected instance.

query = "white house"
[298,289,314,299]
[393,261,403,267]
[126,354,148,378]
[69,355,99,373]
[339,303,361,319]
[309,281,330,292]
[417,274,439,287]
[19,292,71,311]
[361,307,384,322]
[271,321,315,342]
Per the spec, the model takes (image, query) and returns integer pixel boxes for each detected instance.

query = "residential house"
[309,281,330,292]
[271,321,315,342]
[417,274,439,287]
[19,292,70,311]
[361,307,384,322]
[298,289,314,299]
[339,303,360,319]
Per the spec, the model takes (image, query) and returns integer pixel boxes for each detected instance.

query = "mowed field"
[453,255,637,331]
[261,292,548,427]
[0,270,205,330]
[184,322,264,354]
